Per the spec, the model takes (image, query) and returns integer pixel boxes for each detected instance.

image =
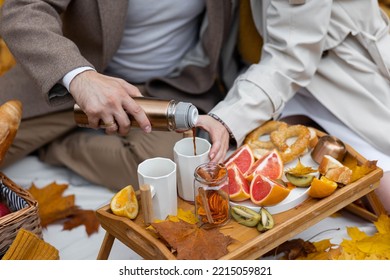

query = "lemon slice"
[110,185,139,219]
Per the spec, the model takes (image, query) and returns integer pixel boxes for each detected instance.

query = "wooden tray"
[95,139,384,260]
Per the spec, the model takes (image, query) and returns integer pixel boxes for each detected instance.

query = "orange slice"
[308,176,338,198]
[110,185,139,219]
[250,174,291,206]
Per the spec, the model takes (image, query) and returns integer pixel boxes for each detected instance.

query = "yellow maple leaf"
[336,214,390,260]
[346,226,369,241]
[313,239,333,252]
[342,155,377,183]
[159,208,198,224]
[176,208,198,224]
[374,213,390,234]
[296,215,390,260]
[357,235,390,257]
[147,208,198,235]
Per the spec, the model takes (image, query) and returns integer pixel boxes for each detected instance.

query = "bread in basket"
[0,100,43,257]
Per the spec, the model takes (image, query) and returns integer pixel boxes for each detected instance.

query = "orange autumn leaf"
[151,220,233,260]
[28,182,77,227]
[28,181,99,236]
[63,209,100,236]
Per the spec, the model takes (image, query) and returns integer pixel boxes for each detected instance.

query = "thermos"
[73,97,199,131]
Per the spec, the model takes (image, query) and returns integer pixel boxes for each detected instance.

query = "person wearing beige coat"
[205,0,390,212]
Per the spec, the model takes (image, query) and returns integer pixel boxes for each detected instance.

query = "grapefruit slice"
[227,163,250,202]
[224,144,254,174]
[245,149,283,180]
[250,174,291,206]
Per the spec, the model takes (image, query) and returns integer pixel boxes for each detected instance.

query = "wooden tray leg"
[365,191,388,216]
[344,183,387,222]
[97,232,115,260]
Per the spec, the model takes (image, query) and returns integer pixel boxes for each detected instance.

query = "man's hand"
[196,115,230,163]
[69,70,151,135]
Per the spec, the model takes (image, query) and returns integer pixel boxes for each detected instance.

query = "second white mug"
[173,137,211,202]
[137,157,177,220]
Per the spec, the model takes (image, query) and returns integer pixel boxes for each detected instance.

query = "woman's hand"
[69,70,151,136]
[196,115,230,163]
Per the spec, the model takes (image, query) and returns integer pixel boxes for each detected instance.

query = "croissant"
[0,100,22,166]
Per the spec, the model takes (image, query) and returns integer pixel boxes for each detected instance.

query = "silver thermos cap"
[174,102,199,130]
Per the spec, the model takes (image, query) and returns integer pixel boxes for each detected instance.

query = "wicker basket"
[0,172,42,257]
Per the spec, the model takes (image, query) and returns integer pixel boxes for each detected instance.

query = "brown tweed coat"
[0,0,232,119]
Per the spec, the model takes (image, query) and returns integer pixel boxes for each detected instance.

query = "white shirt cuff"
[62,67,95,92]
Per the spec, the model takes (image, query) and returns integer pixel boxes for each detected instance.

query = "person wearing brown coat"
[0,0,233,189]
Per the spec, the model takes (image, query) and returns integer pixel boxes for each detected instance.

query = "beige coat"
[212,0,390,155]
[0,0,232,118]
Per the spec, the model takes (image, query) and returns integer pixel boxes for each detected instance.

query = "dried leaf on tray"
[165,208,198,224]
[285,158,317,176]
[28,181,99,236]
[342,154,377,183]
[151,220,233,260]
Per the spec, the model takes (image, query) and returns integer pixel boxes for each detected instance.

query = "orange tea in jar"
[194,162,229,228]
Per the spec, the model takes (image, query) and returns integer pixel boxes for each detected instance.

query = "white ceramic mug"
[173,137,211,202]
[137,157,177,220]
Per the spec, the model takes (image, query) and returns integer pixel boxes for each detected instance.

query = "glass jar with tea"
[194,162,229,228]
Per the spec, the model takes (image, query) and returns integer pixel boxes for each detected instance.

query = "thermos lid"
[174,102,199,130]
